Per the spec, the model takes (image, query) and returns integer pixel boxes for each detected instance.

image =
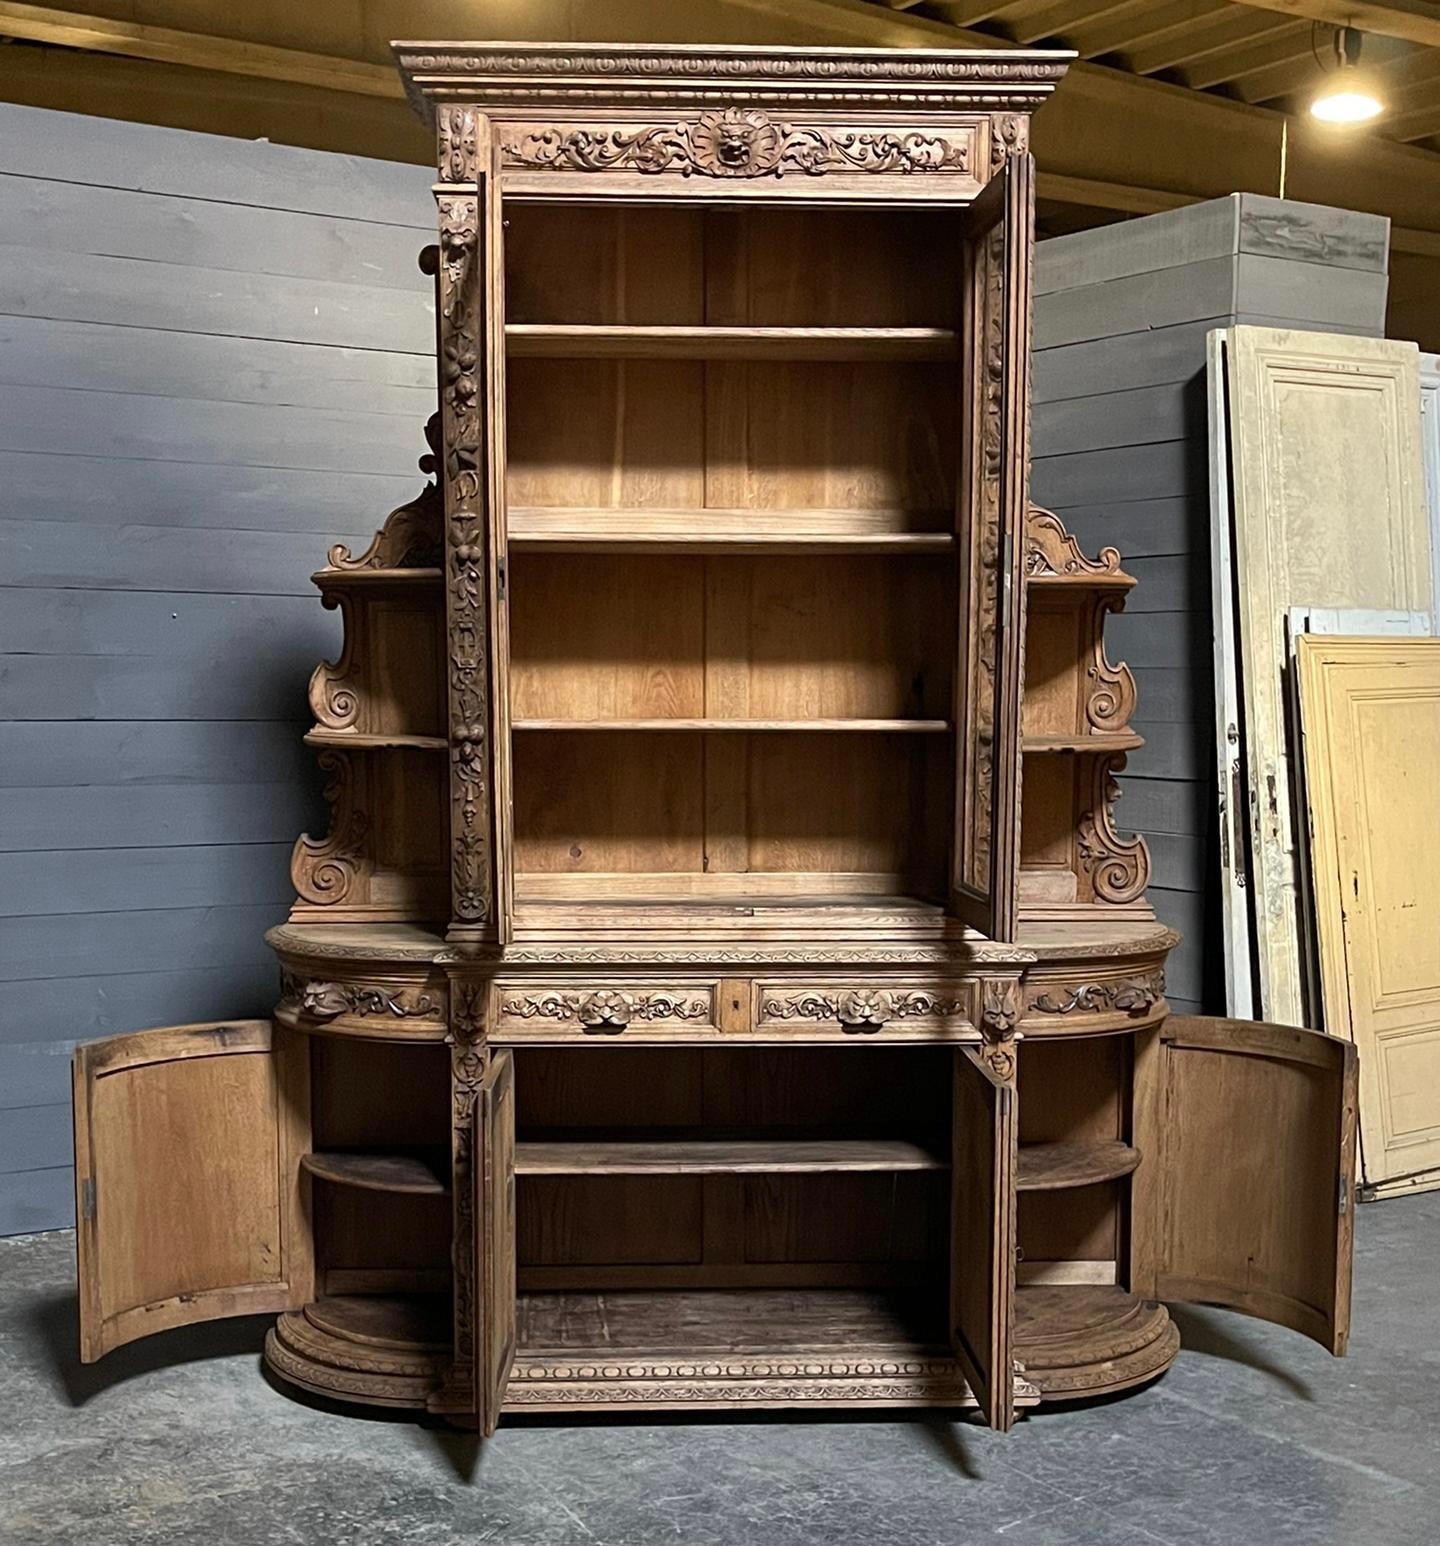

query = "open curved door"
[73,1020,311,1362]
[1148,1015,1357,1353]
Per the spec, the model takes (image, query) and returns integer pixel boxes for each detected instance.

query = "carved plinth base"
[264,1295,450,1409]
[1014,1285,1179,1399]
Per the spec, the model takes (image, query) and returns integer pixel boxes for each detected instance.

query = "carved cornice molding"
[290,750,369,907]
[442,942,1037,966]
[395,43,1071,120]
[1077,754,1151,905]
[1024,506,1123,579]
[327,414,444,572]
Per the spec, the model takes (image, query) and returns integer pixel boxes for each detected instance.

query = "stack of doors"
[1208,327,1440,1198]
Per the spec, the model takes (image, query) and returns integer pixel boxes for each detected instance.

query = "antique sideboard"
[72,42,1357,1434]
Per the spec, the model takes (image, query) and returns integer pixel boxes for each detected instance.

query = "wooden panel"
[514,1139,946,1174]
[1151,1015,1356,1353]
[476,1050,517,1437]
[950,1046,1016,1431]
[1220,327,1431,1024]
[72,1020,303,1361]
[1297,637,1440,1198]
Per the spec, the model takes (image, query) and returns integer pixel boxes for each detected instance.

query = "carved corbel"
[308,592,359,731]
[979,979,1022,1083]
[1076,754,1151,904]
[290,750,370,907]
[1084,597,1137,735]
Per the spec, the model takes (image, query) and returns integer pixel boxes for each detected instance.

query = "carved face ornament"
[691,108,783,176]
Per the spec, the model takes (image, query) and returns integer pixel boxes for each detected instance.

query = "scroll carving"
[1024,506,1122,579]
[280,971,444,1021]
[979,979,1022,1082]
[761,988,966,1030]
[290,750,368,906]
[1077,755,1151,904]
[327,414,444,571]
[500,988,711,1030]
[989,113,1026,171]
[308,594,358,730]
[1032,972,1165,1017]
[435,171,493,927]
[502,110,972,179]
[1085,599,1137,734]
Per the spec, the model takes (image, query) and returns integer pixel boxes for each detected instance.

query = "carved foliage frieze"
[499,988,711,1031]
[290,750,369,906]
[502,110,973,179]
[1077,755,1151,904]
[1031,971,1165,1017]
[279,970,444,1022]
[759,988,967,1031]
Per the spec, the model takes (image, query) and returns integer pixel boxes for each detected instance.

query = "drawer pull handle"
[578,990,633,1031]
[837,989,894,1031]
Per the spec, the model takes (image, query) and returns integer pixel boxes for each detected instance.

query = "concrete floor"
[1,1196,1437,1546]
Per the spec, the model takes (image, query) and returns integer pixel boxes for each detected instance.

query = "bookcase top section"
[392,40,1073,121]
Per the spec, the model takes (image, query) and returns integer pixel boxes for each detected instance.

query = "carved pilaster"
[1077,754,1151,904]
[989,113,1027,172]
[290,750,369,907]
[979,979,1021,1083]
[434,109,495,933]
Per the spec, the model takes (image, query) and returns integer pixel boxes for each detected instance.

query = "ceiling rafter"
[1384,99,1440,137]
[1227,0,1440,50]
[1125,12,1299,74]
[1064,0,1225,60]
[1182,24,1314,89]
[1003,1,1154,45]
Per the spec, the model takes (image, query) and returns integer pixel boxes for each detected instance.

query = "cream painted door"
[1297,637,1440,1198]
[1423,352,1439,632]
[1219,327,1431,1026]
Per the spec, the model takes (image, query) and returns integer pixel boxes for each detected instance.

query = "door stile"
[475,1048,517,1435]
[951,153,1033,942]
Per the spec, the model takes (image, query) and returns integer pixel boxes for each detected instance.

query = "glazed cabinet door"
[73,1020,311,1362]
[951,1045,1018,1429]
[473,1048,517,1435]
[952,153,1034,941]
[1144,1015,1357,1353]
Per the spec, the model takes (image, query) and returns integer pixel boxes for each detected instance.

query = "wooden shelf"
[508,506,952,554]
[1022,732,1143,755]
[506,324,958,362]
[302,1151,449,1195]
[512,718,951,734]
[311,567,443,588]
[514,1138,947,1176]
[1017,1141,1141,1192]
[1026,571,1134,593]
[303,731,448,751]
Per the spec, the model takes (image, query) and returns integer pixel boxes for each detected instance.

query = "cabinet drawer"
[751,982,976,1041]
[493,980,724,1042]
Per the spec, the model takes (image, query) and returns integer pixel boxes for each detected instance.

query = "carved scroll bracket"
[1077,755,1151,904]
[290,750,369,907]
[979,979,1022,1083]
[1085,598,1137,735]
[1024,506,1123,579]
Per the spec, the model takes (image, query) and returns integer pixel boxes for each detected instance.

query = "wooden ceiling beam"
[1065,0,1222,60]
[1125,13,1298,74]
[1226,1,1440,50]
[1001,0,1147,45]
[0,2,402,97]
[1183,24,1314,88]
[1385,100,1440,138]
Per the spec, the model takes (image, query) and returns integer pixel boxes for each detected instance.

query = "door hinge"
[1338,1174,1350,1216]
[496,557,507,603]
[79,1177,95,1222]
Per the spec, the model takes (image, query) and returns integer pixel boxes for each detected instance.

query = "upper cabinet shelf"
[312,567,443,589]
[508,506,954,555]
[513,718,952,734]
[506,324,959,362]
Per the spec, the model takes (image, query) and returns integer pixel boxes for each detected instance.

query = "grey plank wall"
[1031,193,1390,1015]
[0,103,435,1234]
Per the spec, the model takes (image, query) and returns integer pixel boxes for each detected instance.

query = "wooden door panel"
[1153,1015,1356,1354]
[1215,328,1430,1023]
[951,1045,1016,1429]
[952,154,1032,942]
[475,1048,517,1435]
[73,1020,311,1362]
[1298,637,1440,1197]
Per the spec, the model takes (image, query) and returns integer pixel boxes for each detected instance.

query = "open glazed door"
[952,153,1034,941]
[473,1049,517,1435]
[1150,1016,1357,1353]
[951,1046,1017,1429]
[73,1020,311,1363]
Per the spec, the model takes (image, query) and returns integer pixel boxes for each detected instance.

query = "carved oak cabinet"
[71,43,1358,1434]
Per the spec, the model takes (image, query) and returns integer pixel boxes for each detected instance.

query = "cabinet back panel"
[1022,606,1085,737]
[311,1039,449,1149]
[1019,1185,1120,1264]
[366,598,446,738]
[517,1176,704,1265]
[505,205,961,330]
[1019,754,1076,868]
[1017,1038,1127,1144]
[743,1173,948,1264]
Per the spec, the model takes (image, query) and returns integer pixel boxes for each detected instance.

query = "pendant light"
[1310,26,1384,125]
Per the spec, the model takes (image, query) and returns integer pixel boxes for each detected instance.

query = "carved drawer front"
[493,981,723,1042]
[752,983,976,1041]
